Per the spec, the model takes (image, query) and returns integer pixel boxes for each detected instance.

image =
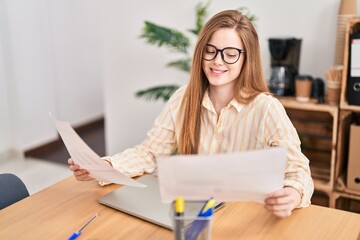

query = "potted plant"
[136,2,257,102]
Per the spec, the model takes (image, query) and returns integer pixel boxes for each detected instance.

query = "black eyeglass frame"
[203,44,246,64]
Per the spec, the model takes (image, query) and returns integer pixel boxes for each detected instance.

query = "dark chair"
[0,173,29,210]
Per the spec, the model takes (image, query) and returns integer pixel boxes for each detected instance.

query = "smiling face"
[202,28,245,93]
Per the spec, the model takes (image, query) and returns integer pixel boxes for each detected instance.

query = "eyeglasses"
[203,44,246,64]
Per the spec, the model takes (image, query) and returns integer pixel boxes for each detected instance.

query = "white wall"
[103,0,360,155]
[102,1,195,155]
[0,0,104,156]
[0,3,10,156]
[4,0,58,152]
[1,0,358,158]
[50,0,104,124]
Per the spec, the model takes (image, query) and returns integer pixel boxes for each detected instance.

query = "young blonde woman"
[69,10,314,218]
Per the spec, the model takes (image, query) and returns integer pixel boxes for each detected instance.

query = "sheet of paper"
[157,147,287,203]
[50,114,145,187]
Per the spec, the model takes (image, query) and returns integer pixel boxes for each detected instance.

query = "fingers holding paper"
[264,187,301,218]
[68,158,94,181]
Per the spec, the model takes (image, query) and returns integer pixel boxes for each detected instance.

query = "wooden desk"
[0,177,359,240]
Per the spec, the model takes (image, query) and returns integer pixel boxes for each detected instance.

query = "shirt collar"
[229,98,243,112]
[202,90,215,113]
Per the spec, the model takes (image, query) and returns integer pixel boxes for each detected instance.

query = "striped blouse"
[105,85,314,207]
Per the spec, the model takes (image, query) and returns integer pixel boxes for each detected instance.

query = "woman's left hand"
[264,187,301,218]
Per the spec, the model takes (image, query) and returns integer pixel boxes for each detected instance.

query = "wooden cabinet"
[278,97,360,213]
[278,97,339,207]
[273,18,360,213]
[330,17,360,213]
[333,110,360,212]
[333,17,360,213]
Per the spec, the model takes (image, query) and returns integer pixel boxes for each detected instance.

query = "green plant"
[136,2,257,102]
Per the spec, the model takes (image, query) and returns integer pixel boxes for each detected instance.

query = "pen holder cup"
[171,201,214,240]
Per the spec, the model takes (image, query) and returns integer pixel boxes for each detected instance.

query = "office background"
[1,0,358,160]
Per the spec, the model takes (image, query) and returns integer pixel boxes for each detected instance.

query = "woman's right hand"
[68,158,94,181]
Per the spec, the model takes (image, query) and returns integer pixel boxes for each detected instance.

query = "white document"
[157,147,287,203]
[50,114,145,187]
[351,39,360,77]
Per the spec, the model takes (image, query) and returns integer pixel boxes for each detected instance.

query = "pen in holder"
[171,199,214,240]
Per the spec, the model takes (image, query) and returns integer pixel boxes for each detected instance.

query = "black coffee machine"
[268,38,302,96]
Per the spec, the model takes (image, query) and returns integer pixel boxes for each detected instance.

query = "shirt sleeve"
[105,91,180,178]
[263,98,314,208]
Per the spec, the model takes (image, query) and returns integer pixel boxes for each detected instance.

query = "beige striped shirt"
[107,85,314,207]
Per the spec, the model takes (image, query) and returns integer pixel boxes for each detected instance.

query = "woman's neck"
[208,85,234,116]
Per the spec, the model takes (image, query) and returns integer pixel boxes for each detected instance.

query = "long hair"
[178,10,268,155]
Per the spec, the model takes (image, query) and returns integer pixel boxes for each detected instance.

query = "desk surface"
[0,176,359,240]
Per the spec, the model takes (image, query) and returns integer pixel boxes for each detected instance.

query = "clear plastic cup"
[171,200,213,240]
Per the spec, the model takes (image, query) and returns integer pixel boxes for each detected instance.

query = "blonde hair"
[178,10,268,154]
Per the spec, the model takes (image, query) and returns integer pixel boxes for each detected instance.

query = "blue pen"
[185,199,215,240]
[68,213,98,240]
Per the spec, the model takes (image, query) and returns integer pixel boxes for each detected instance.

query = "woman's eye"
[226,54,237,58]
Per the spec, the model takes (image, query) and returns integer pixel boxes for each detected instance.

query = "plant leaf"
[166,58,191,72]
[135,85,180,102]
[141,21,190,53]
[188,1,210,36]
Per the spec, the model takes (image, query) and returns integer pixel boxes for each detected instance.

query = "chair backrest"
[0,173,29,210]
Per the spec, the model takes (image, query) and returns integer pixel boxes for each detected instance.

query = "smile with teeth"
[211,68,227,74]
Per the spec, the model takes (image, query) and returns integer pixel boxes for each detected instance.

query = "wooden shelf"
[334,17,360,212]
[278,97,339,202]
[278,97,338,116]
[335,111,360,208]
[311,164,330,182]
[335,173,360,196]
[332,191,360,213]
[335,110,352,188]
[340,104,360,112]
[276,18,360,213]
[311,190,330,207]
[333,175,360,212]
[314,179,333,194]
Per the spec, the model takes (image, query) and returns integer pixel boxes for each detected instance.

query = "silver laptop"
[99,175,224,229]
